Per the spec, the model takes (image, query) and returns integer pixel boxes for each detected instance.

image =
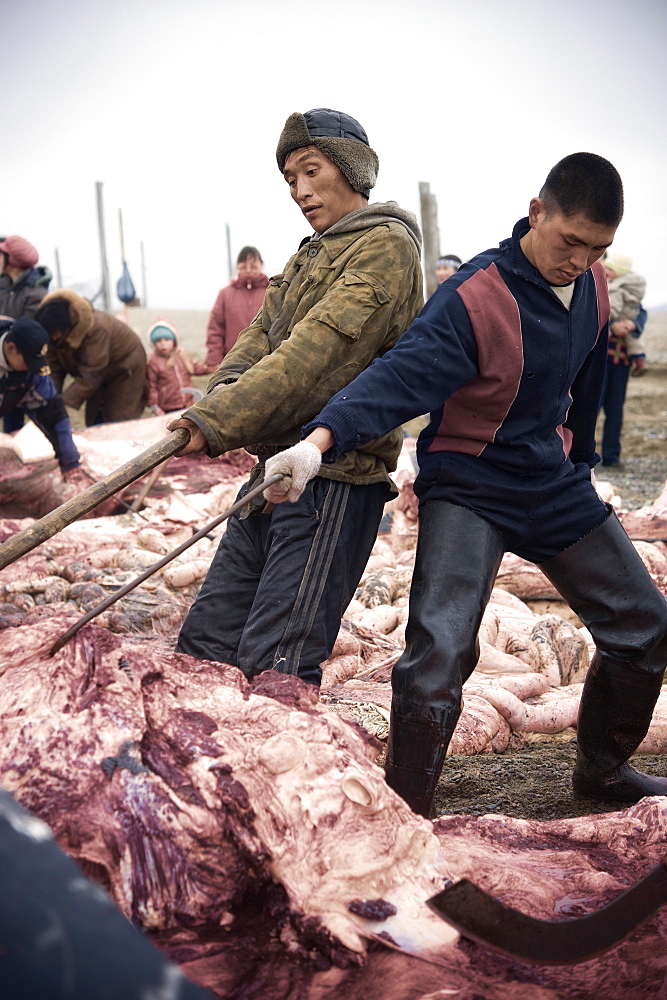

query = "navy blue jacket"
[0,327,80,472]
[305,218,610,495]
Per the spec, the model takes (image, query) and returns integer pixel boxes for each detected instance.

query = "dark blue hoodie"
[305,218,609,497]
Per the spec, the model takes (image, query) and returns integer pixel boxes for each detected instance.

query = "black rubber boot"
[571,653,667,801]
[385,709,460,818]
[539,511,667,803]
[385,501,505,818]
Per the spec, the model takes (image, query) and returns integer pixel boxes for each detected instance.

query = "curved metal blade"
[427,861,667,965]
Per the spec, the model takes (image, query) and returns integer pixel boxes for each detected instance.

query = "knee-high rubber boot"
[571,652,667,800]
[539,511,667,802]
[384,707,461,819]
[385,501,505,818]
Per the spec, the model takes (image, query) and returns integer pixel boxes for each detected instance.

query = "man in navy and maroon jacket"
[262,152,667,817]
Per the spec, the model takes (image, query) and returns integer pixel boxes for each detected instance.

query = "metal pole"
[95,182,111,310]
[49,472,285,655]
[225,222,233,281]
[419,181,440,300]
[54,248,62,287]
[140,240,147,307]
[118,208,126,264]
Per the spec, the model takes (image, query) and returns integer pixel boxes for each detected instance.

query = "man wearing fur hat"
[0,236,52,321]
[34,290,147,426]
[170,108,423,685]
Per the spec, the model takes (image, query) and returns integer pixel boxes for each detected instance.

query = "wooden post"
[96,182,111,310]
[118,208,126,265]
[140,240,147,307]
[226,222,233,281]
[419,181,440,300]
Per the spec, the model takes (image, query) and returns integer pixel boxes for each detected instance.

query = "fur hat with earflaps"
[276,109,379,198]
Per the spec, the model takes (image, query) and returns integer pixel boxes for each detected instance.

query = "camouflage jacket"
[183,202,423,490]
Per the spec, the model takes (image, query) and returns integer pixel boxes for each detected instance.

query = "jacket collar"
[231,272,269,291]
[501,217,592,294]
[300,201,422,252]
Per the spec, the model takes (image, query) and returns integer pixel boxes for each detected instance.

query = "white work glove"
[263,441,322,504]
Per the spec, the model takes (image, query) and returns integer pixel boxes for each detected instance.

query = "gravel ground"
[597,454,667,509]
[433,740,667,821]
[596,362,667,509]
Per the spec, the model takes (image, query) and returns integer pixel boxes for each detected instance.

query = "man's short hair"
[34,299,72,336]
[540,153,624,227]
[237,246,262,265]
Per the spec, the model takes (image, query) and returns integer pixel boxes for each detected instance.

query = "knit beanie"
[276,109,379,198]
[604,253,632,277]
[0,235,39,269]
[148,320,178,344]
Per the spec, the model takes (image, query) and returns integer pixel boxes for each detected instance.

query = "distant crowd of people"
[0,237,269,484]
[0,224,651,484]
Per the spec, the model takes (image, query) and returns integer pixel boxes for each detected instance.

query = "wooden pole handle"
[49,472,285,655]
[0,428,191,572]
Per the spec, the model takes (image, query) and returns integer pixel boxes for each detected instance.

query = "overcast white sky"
[4,0,667,312]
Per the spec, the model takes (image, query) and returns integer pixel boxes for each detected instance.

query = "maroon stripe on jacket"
[428,263,524,456]
[555,423,573,459]
[590,259,611,337]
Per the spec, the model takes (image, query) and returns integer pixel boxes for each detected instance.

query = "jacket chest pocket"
[263,275,287,324]
[317,272,391,341]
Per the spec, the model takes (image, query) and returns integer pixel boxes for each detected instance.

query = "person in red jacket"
[146,320,210,415]
[205,247,269,368]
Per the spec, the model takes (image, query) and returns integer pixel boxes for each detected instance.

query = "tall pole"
[118,208,126,265]
[419,181,440,300]
[54,248,62,288]
[140,240,147,308]
[95,182,111,310]
[225,223,233,281]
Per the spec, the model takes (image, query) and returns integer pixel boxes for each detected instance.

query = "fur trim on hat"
[276,112,379,198]
[39,289,94,349]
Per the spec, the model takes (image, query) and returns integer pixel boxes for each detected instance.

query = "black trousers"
[177,476,387,685]
[599,359,631,465]
[393,494,667,720]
